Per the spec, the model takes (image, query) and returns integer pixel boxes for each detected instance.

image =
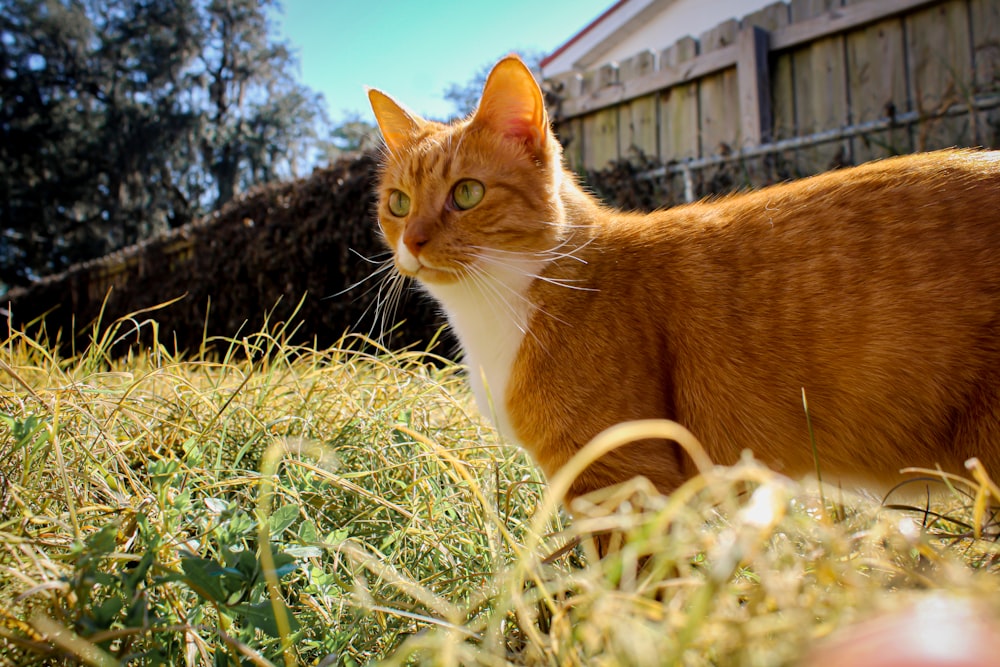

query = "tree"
[1,0,106,281]
[318,111,379,163]
[195,0,325,207]
[85,0,204,241]
[0,0,329,287]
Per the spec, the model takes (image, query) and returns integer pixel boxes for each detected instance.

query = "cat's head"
[367,55,566,288]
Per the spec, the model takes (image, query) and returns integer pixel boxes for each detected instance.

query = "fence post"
[738,25,773,147]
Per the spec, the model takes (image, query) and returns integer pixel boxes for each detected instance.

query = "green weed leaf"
[231,600,301,638]
[0,412,49,450]
[285,545,323,559]
[298,520,319,543]
[265,547,299,579]
[204,497,230,514]
[148,459,180,489]
[181,556,247,605]
[268,503,299,535]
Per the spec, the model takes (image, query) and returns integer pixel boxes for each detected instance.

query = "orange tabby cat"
[368,55,1000,502]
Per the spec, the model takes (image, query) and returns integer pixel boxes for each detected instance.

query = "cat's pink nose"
[403,223,430,256]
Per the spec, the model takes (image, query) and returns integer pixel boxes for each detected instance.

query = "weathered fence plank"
[547,71,585,172]
[560,116,585,174]
[747,3,795,146]
[790,0,850,170]
[658,37,701,162]
[738,27,774,148]
[971,0,1000,92]
[554,0,942,122]
[699,20,741,156]
[769,0,939,50]
[742,3,792,184]
[582,108,620,170]
[905,1,974,150]
[618,51,659,160]
[844,0,911,162]
[969,0,1000,145]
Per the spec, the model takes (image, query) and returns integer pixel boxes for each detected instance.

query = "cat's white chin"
[413,265,460,284]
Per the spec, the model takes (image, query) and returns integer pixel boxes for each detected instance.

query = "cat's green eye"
[388,190,410,217]
[453,179,485,210]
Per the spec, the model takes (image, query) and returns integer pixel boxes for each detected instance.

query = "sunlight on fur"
[368,54,1000,507]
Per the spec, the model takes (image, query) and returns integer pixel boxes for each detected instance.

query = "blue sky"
[273,0,612,125]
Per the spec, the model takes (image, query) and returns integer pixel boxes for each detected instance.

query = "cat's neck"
[423,253,547,437]
[420,174,599,438]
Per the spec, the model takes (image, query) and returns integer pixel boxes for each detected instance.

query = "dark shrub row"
[4,153,449,357]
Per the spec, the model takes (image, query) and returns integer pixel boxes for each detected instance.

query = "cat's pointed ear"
[367,87,424,155]
[472,55,548,153]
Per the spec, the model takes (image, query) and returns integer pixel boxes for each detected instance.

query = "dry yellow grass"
[0,310,999,665]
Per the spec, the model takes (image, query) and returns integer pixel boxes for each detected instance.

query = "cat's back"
[661,149,1000,237]
[599,150,1000,295]
[647,149,1000,482]
[649,149,1000,298]
[759,148,1000,228]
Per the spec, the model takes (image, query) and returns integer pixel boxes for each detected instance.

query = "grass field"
[1,309,999,666]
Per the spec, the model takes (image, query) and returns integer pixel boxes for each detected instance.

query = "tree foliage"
[320,110,379,163]
[0,0,328,286]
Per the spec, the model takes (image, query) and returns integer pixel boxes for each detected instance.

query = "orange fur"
[369,56,1000,502]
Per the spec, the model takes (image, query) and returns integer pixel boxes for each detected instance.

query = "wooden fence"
[544,0,1000,196]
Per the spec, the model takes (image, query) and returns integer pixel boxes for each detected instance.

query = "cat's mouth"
[395,240,463,284]
[395,254,463,284]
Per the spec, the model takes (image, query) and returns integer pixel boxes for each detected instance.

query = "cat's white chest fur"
[409,247,544,439]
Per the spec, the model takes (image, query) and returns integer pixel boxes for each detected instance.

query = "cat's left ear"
[368,88,424,155]
[472,55,548,155]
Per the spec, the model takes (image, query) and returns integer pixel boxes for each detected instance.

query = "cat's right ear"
[367,88,423,155]
[473,55,548,156]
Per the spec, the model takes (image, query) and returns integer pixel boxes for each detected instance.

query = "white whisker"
[468,234,595,266]
[464,266,564,361]
[360,268,398,341]
[465,264,528,336]
[380,271,410,343]
[329,259,396,299]
[350,247,394,264]
[470,251,599,293]
[351,260,412,345]
[462,257,574,330]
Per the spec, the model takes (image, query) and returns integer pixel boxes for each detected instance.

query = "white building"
[541,0,780,78]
